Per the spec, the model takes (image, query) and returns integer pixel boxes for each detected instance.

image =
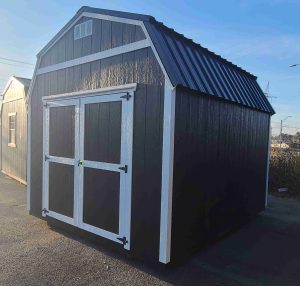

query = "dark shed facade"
[1,76,30,184]
[28,7,274,264]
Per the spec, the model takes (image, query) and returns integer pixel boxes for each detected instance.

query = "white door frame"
[42,98,79,227]
[42,89,134,249]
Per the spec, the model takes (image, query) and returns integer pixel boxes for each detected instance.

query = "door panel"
[84,101,122,164]
[83,168,120,233]
[49,105,75,158]
[43,91,134,250]
[49,162,74,217]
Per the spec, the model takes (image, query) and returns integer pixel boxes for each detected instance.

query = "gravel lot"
[0,173,300,285]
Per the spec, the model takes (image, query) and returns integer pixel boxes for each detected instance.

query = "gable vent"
[74,20,92,40]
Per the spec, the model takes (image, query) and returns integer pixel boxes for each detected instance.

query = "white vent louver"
[74,20,92,40]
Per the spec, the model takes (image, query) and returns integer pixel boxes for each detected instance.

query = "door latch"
[78,160,84,166]
[118,165,128,173]
[117,236,128,246]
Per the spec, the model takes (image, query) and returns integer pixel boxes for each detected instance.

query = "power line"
[0,57,34,66]
[0,61,34,69]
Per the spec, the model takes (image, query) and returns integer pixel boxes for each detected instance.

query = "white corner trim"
[159,81,176,264]
[37,39,150,75]
[42,83,137,102]
[26,57,41,211]
[265,117,272,207]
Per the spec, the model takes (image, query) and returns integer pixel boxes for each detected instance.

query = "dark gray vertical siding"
[171,88,270,261]
[1,98,27,183]
[39,17,146,68]
[30,45,164,262]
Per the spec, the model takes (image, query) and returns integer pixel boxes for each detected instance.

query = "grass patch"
[269,148,300,199]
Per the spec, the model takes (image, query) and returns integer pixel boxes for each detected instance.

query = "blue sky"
[0,0,299,135]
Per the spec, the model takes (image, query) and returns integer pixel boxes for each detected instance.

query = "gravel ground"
[0,173,300,285]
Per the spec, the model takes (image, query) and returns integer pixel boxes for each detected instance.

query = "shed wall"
[30,44,164,261]
[1,98,27,183]
[171,88,270,261]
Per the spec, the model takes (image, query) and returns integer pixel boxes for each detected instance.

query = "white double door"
[42,92,133,249]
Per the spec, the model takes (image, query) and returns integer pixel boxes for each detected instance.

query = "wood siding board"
[99,57,110,88]
[81,63,91,90]
[57,35,66,63]
[130,48,164,261]
[90,60,101,89]
[65,29,74,62]
[65,66,73,93]
[171,89,270,262]
[30,76,43,215]
[82,34,92,57]
[109,54,123,86]
[101,20,112,51]
[135,25,146,41]
[112,22,123,49]
[122,23,136,45]
[72,65,82,91]
[122,52,135,85]
[92,19,102,54]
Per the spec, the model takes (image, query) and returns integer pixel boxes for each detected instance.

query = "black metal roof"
[145,21,275,114]
[39,6,275,114]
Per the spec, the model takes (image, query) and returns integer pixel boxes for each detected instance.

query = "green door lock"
[78,160,83,166]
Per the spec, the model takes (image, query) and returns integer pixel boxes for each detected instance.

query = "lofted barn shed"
[28,7,274,264]
[0,76,30,184]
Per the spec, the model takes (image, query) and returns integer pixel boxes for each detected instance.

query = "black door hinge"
[42,208,49,215]
[117,236,128,246]
[120,93,131,101]
[118,165,128,173]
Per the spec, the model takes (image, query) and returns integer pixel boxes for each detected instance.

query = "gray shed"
[1,76,30,184]
[28,7,274,264]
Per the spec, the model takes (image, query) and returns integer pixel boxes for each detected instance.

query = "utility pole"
[280,116,292,148]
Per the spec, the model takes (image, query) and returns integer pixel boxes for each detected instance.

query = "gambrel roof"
[38,6,275,114]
